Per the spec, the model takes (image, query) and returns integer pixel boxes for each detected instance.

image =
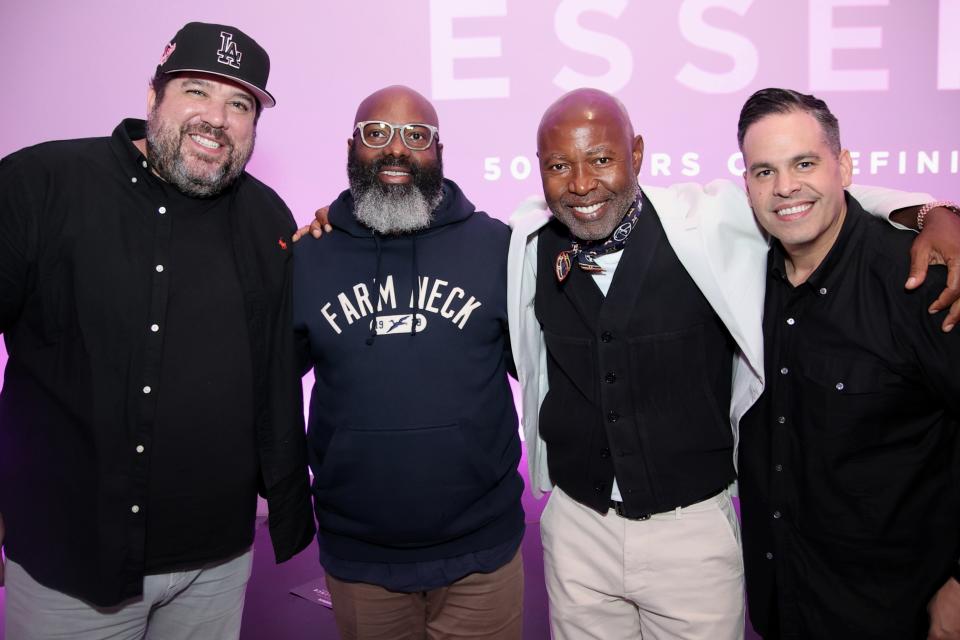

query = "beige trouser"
[325,548,523,640]
[542,486,745,640]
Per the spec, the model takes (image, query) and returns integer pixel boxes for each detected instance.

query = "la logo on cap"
[217,31,242,69]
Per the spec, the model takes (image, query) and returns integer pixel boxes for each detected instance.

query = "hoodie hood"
[328,178,476,238]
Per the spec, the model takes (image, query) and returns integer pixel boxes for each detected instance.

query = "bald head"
[538,88,634,153]
[354,85,439,128]
[347,85,445,235]
[536,88,643,242]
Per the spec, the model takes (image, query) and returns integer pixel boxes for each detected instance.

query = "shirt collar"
[110,118,149,168]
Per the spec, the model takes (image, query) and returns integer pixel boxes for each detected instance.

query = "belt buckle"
[612,501,651,521]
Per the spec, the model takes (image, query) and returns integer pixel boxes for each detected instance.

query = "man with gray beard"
[346,125,444,234]
[293,85,525,639]
[0,22,314,639]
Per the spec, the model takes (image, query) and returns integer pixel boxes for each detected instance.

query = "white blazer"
[507,180,931,498]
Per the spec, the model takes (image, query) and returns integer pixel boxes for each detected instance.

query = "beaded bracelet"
[917,201,960,230]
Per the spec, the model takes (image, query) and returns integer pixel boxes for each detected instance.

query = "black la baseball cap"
[156,22,276,108]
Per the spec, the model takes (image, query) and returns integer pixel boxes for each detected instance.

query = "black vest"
[535,196,736,517]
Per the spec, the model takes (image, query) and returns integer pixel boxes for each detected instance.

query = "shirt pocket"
[796,351,902,441]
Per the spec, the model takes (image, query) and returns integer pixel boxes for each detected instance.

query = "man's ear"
[632,135,645,176]
[839,149,853,188]
[147,87,157,114]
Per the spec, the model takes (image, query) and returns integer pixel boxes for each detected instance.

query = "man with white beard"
[293,85,525,639]
[0,22,314,640]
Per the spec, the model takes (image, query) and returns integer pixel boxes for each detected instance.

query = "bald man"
[293,86,525,639]
[506,88,959,639]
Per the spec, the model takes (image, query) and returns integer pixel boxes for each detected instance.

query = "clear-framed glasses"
[353,121,439,151]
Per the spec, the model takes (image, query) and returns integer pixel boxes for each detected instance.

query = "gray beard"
[145,115,252,198]
[352,185,443,235]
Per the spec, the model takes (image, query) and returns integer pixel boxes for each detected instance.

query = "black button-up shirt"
[739,193,960,639]
[0,120,315,606]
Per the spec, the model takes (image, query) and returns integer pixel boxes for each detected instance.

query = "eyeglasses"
[353,121,439,151]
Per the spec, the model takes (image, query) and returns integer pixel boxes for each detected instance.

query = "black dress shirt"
[0,120,315,606]
[143,184,257,573]
[739,193,960,639]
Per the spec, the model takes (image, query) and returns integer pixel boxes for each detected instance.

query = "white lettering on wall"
[650,153,672,176]
[809,0,890,91]
[727,152,745,176]
[553,0,633,92]
[676,0,759,93]
[430,0,509,99]
[939,0,960,89]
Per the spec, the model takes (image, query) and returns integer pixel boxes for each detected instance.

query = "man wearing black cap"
[0,21,314,639]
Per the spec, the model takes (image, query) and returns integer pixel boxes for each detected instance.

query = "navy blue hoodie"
[293,179,524,566]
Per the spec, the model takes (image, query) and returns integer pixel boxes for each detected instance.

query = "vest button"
[594,483,606,494]
[605,372,617,383]
[607,411,620,423]
[600,331,613,343]
[600,448,610,458]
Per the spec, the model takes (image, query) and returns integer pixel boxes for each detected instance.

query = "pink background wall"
[0,0,958,447]
[0,1,958,631]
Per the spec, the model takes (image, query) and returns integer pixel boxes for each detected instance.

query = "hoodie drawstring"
[366,234,383,346]
[411,235,419,337]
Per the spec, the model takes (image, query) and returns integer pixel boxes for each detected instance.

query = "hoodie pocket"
[313,422,498,546]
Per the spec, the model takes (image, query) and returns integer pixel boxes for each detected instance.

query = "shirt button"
[131,505,140,514]
[600,331,613,343]
[836,382,845,391]
[142,160,148,169]
[150,324,159,332]
[131,177,138,183]
[766,552,774,560]
[773,510,782,519]
[142,386,152,394]
[605,372,617,384]
[775,464,783,472]
[158,206,167,215]
[135,445,145,454]
[819,287,828,295]
[607,411,620,423]
[780,367,789,375]
[786,318,796,326]
[777,416,786,424]
[155,264,164,272]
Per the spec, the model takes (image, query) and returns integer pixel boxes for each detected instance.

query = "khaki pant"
[542,486,745,640]
[325,549,523,640]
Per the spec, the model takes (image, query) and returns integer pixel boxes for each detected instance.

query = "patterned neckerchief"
[555,194,643,283]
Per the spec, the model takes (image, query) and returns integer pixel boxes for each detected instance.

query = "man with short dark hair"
[0,22,314,639]
[293,85,524,640]
[507,87,960,639]
[737,87,960,639]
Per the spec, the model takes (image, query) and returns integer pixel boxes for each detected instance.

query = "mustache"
[372,155,413,172]
[182,122,232,147]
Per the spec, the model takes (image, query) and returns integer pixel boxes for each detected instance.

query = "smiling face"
[742,110,852,270]
[537,89,643,242]
[346,86,444,234]
[349,86,442,188]
[144,73,257,197]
